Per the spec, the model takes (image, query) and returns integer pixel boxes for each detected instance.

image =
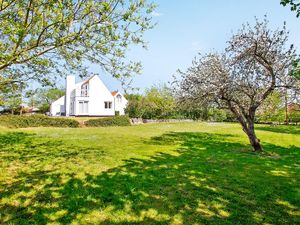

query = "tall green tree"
[125,84,176,119]
[256,91,285,122]
[26,87,64,112]
[0,83,23,114]
[0,0,155,87]
[143,84,176,118]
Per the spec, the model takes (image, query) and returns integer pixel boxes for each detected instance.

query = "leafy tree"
[289,107,300,124]
[0,0,155,87]
[256,91,284,122]
[290,58,300,79]
[176,18,298,152]
[26,87,64,112]
[0,83,23,114]
[176,101,210,120]
[143,84,176,119]
[125,84,176,119]
[124,93,144,118]
[207,108,227,122]
[281,0,300,17]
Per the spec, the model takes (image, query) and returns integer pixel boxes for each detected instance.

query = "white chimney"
[65,75,76,116]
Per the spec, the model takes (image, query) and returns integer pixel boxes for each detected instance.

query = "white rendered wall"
[73,76,115,116]
[65,75,76,116]
[89,76,115,116]
[114,93,128,115]
[50,96,65,116]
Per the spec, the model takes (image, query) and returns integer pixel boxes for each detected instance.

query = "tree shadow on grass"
[0,132,299,224]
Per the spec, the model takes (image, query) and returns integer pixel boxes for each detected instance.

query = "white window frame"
[116,94,122,103]
[81,83,89,97]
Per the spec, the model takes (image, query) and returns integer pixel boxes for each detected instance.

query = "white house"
[50,75,128,117]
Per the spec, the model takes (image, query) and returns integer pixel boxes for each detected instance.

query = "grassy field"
[0,122,299,224]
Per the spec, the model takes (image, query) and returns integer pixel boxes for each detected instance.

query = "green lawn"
[0,122,299,224]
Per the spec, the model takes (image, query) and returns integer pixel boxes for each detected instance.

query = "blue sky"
[83,1,300,92]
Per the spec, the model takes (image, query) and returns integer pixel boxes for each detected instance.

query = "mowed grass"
[0,122,299,225]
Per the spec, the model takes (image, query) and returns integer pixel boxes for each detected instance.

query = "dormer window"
[81,83,89,97]
[116,94,122,103]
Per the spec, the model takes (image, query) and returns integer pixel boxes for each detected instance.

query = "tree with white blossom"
[175,18,299,151]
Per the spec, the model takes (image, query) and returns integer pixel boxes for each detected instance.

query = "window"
[79,101,88,114]
[104,101,112,109]
[81,83,89,97]
[116,94,122,103]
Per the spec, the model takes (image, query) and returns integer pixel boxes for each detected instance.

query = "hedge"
[85,116,131,127]
[0,115,79,128]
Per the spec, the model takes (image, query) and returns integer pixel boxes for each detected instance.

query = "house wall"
[50,75,127,117]
[114,93,128,115]
[74,76,115,116]
[50,96,65,116]
[65,76,76,116]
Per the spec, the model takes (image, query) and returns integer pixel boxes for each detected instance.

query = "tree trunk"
[284,88,289,125]
[227,101,262,152]
[243,120,262,152]
[246,129,262,152]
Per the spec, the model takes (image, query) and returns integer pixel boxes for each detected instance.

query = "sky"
[74,0,300,93]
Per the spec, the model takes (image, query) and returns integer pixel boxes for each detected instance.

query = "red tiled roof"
[111,91,118,96]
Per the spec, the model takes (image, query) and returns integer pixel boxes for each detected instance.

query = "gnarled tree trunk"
[242,121,262,152]
[229,104,263,152]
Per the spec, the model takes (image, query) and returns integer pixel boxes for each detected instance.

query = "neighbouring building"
[50,75,128,116]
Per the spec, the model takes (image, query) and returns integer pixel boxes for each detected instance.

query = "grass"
[0,122,299,224]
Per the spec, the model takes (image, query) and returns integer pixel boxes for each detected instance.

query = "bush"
[0,115,79,128]
[85,116,131,127]
[208,109,227,122]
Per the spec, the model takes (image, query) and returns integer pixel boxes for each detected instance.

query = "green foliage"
[85,116,131,127]
[256,91,285,122]
[0,115,79,128]
[125,86,230,121]
[26,88,65,113]
[143,85,176,119]
[124,94,144,118]
[125,84,178,119]
[208,108,227,122]
[0,0,156,87]
[290,58,300,79]
[281,0,300,17]
[0,82,24,114]
[289,110,300,123]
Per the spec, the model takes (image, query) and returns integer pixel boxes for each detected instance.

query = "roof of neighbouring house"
[111,91,118,97]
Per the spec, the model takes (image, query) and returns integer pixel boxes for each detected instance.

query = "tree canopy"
[0,0,155,87]
[175,18,299,151]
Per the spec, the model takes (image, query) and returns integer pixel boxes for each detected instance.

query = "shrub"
[85,116,131,127]
[208,109,227,122]
[0,115,79,128]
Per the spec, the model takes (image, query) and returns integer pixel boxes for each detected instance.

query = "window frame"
[104,101,112,109]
